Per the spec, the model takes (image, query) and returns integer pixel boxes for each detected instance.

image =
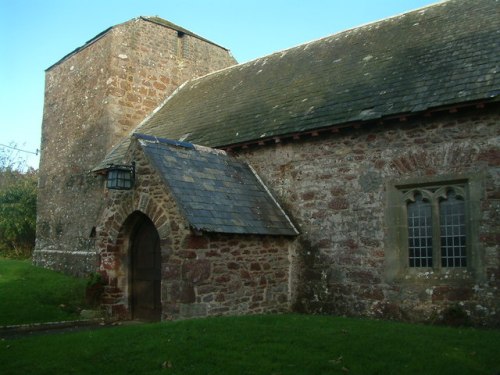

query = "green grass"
[2,315,500,375]
[1,258,499,374]
[0,257,88,325]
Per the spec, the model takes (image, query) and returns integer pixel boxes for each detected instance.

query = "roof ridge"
[134,133,195,149]
[135,0,498,148]
[184,0,450,84]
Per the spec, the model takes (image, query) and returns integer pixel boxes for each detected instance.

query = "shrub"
[0,146,38,258]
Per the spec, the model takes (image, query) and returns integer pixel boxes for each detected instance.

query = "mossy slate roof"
[136,134,298,236]
[95,0,499,170]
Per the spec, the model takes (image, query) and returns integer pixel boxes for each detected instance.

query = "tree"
[0,144,38,258]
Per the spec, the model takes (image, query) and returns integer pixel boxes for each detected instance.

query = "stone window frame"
[385,173,485,283]
[404,184,467,268]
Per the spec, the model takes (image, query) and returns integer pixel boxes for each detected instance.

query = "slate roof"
[95,0,499,169]
[135,134,298,236]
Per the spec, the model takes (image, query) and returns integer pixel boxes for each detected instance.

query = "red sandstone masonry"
[241,108,500,325]
[34,16,499,326]
[162,233,291,319]
[96,141,292,320]
[35,18,236,277]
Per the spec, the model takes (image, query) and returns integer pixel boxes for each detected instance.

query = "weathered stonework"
[34,10,499,326]
[241,107,500,326]
[34,18,236,276]
[96,140,293,319]
[163,233,292,319]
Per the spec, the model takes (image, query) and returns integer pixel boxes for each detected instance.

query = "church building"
[34,0,499,325]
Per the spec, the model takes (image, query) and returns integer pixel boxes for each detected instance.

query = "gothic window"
[386,175,484,282]
[403,185,467,269]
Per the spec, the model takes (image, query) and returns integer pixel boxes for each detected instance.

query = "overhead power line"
[0,143,39,156]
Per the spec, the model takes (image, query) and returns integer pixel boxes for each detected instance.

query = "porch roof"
[137,134,298,236]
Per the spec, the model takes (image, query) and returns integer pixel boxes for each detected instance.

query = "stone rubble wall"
[97,141,292,319]
[241,107,500,326]
[34,18,237,276]
[105,19,237,142]
[163,233,291,320]
[34,31,113,276]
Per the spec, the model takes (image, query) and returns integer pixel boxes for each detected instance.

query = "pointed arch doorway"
[130,213,162,321]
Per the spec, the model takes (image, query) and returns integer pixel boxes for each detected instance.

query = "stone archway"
[97,192,178,320]
[128,212,162,321]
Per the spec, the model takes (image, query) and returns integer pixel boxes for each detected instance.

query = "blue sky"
[0,0,438,169]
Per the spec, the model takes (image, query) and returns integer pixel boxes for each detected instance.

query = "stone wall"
[240,106,500,326]
[34,18,237,276]
[105,19,237,142]
[97,139,292,319]
[34,31,113,276]
[96,139,189,317]
[163,233,292,319]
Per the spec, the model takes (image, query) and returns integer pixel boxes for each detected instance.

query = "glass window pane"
[408,194,433,267]
[440,191,466,267]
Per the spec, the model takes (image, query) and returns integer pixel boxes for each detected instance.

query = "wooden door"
[131,218,161,321]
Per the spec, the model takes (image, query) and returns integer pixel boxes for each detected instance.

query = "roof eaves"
[91,138,132,173]
[221,97,500,152]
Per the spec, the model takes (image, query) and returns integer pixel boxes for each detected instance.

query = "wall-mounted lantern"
[106,162,135,190]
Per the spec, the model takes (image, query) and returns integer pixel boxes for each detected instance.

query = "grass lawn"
[1,258,499,374]
[0,257,88,325]
[1,314,500,375]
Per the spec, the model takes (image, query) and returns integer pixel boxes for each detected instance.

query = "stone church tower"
[34,17,237,275]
